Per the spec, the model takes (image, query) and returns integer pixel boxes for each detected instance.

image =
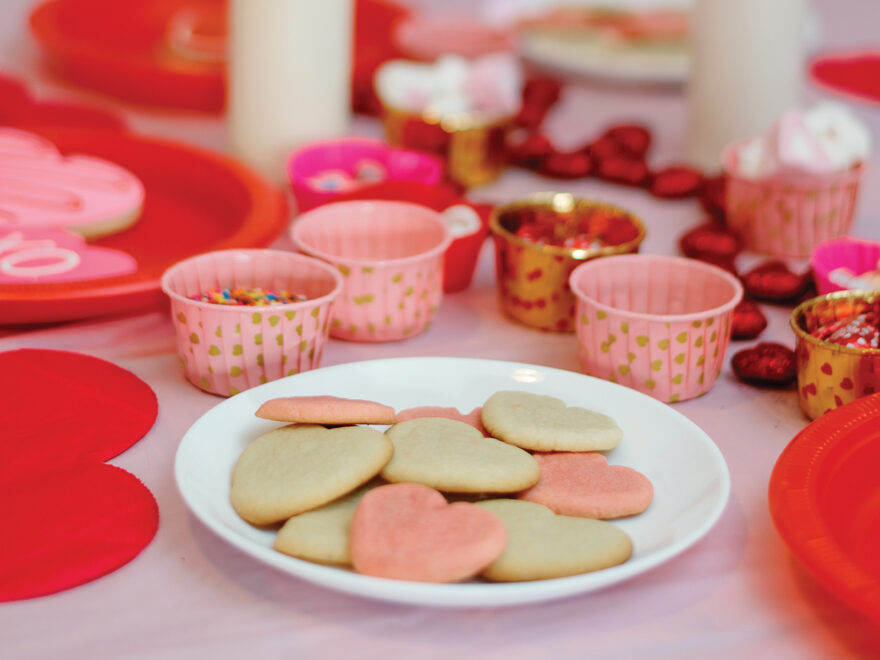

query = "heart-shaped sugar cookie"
[395,405,486,434]
[519,452,653,519]
[274,481,381,566]
[0,128,144,240]
[230,424,392,526]
[475,499,632,581]
[255,395,396,425]
[481,391,622,451]
[350,483,507,582]
[381,418,539,492]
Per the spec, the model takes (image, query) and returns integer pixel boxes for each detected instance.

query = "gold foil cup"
[790,290,880,419]
[489,193,646,332]
[380,102,511,188]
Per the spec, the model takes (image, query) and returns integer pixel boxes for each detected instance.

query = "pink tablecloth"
[2,0,879,657]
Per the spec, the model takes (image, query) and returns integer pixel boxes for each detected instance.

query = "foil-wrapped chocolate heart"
[601,123,652,158]
[731,299,768,340]
[507,132,554,167]
[649,165,705,199]
[731,342,797,387]
[741,260,813,304]
[678,222,742,271]
[539,150,593,179]
[596,155,650,186]
[699,175,727,220]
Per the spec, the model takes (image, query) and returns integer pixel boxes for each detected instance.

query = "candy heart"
[0,462,158,602]
[230,424,393,525]
[481,390,622,451]
[587,135,622,161]
[538,150,593,179]
[649,165,705,199]
[381,418,539,492]
[731,299,768,340]
[741,260,813,304]
[475,499,632,581]
[0,226,137,284]
[0,128,144,240]
[596,155,650,186]
[506,132,554,167]
[601,123,652,158]
[731,342,797,387]
[350,483,507,582]
[519,452,653,519]
[699,174,727,220]
[678,221,742,271]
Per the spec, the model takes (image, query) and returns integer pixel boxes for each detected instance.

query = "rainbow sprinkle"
[191,287,308,306]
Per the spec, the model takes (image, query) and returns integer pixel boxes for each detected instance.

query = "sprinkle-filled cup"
[290,200,452,342]
[570,255,743,403]
[161,249,342,396]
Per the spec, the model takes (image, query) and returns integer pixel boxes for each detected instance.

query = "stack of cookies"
[229,391,653,583]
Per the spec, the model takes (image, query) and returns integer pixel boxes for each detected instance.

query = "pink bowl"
[287,137,444,212]
[722,142,865,258]
[290,200,452,342]
[811,237,880,295]
[160,249,342,396]
[570,255,743,403]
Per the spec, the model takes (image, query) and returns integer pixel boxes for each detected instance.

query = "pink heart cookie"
[255,395,396,425]
[0,226,137,284]
[395,406,486,434]
[350,482,507,582]
[0,127,144,239]
[519,452,653,520]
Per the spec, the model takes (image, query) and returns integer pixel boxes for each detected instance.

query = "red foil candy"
[596,155,650,186]
[522,77,563,111]
[732,342,797,387]
[649,165,705,199]
[678,222,742,271]
[741,260,812,304]
[587,135,622,161]
[507,132,554,167]
[811,313,880,349]
[699,175,727,220]
[731,299,768,340]
[602,124,652,158]
[539,150,593,179]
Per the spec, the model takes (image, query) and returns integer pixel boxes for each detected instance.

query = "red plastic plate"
[769,393,880,625]
[0,128,287,325]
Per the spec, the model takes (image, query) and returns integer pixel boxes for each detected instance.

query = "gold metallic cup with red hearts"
[489,193,646,332]
[790,290,880,419]
[380,102,512,188]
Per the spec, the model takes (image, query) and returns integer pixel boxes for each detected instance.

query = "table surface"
[2,0,880,658]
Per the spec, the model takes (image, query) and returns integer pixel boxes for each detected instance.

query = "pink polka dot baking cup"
[570,255,743,403]
[290,200,451,342]
[161,249,342,396]
[723,143,864,258]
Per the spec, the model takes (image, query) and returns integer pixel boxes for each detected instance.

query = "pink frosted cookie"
[0,127,144,240]
[255,395,396,425]
[395,405,486,434]
[349,482,507,582]
[519,452,653,519]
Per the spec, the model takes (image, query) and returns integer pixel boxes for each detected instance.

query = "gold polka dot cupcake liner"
[570,255,743,403]
[161,249,343,397]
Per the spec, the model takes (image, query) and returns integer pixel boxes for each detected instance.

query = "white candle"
[227,0,353,182]
[685,0,806,172]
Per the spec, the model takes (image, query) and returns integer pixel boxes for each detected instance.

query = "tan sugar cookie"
[273,481,381,565]
[381,417,540,493]
[230,424,392,525]
[481,391,622,451]
[255,395,396,425]
[475,499,632,581]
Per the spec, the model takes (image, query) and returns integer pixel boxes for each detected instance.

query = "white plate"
[175,357,729,608]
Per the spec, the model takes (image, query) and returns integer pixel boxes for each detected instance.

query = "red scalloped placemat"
[0,349,159,602]
[810,51,880,105]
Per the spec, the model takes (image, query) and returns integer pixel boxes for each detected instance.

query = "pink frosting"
[0,128,144,236]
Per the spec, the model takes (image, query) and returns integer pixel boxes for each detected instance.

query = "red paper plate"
[0,128,287,325]
[769,393,880,625]
[30,0,408,115]
[810,51,880,107]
